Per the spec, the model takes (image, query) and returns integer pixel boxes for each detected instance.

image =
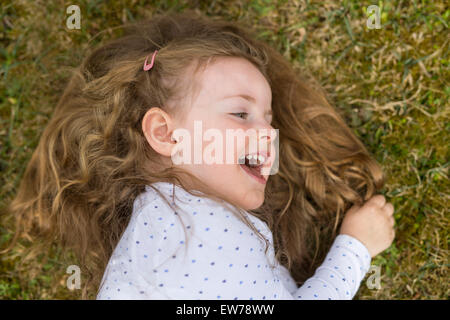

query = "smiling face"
[174,56,277,210]
[143,56,277,210]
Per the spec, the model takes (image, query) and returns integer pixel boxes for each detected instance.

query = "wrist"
[338,232,373,258]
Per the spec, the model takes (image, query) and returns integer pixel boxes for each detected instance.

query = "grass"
[0,0,448,299]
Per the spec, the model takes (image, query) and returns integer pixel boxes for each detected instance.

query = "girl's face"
[171,57,276,210]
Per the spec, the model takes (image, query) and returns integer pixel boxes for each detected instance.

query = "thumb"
[345,203,361,216]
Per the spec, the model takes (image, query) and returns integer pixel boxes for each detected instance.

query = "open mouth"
[238,153,269,184]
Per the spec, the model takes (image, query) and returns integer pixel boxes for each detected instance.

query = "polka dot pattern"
[96,182,372,300]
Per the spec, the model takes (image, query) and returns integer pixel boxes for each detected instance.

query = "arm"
[280,234,371,300]
[278,194,395,300]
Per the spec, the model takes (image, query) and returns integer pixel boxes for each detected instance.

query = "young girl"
[6,10,395,300]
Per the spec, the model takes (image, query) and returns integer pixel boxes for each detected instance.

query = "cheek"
[202,126,249,163]
[222,125,254,159]
[204,162,240,180]
[186,161,265,210]
[210,165,266,209]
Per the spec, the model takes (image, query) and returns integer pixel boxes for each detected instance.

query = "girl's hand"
[339,195,395,258]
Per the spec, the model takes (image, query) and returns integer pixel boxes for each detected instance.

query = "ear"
[142,107,177,157]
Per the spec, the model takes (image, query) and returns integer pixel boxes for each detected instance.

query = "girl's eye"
[230,112,248,119]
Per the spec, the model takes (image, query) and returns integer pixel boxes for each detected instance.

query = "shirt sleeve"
[96,200,180,300]
[286,234,372,300]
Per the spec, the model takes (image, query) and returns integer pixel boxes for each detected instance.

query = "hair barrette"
[143,50,158,71]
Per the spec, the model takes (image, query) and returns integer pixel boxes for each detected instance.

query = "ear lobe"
[142,107,177,157]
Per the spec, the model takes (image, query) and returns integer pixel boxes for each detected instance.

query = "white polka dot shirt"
[96,182,372,300]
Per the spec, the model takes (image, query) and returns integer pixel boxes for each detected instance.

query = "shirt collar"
[145,181,208,203]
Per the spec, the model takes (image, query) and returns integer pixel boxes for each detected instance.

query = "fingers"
[346,203,361,215]
[390,228,396,241]
[370,194,386,207]
[389,215,395,227]
[383,202,395,227]
[383,202,394,216]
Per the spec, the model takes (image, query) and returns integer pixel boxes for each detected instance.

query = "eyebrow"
[221,94,256,102]
[221,94,272,115]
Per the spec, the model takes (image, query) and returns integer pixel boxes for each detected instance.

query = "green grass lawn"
[0,0,448,299]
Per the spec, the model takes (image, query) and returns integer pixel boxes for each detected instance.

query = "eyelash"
[230,112,273,125]
[230,112,248,120]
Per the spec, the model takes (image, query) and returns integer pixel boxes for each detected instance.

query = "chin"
[240,191,265,211]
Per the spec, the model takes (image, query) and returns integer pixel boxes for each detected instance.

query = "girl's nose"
[246,123,277,157]
[257,123,277,143]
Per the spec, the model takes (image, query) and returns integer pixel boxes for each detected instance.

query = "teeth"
[258,155,265,163]
[239,154,267,166]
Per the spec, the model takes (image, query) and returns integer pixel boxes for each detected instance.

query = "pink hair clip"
[143,50,158,71]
